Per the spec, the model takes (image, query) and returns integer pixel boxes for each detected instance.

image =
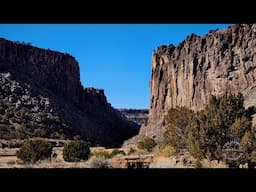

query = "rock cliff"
[0,38,137,147]
[138,24,256,141]
[118,109,148,126]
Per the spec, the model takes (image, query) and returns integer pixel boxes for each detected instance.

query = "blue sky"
[0,24,231,109]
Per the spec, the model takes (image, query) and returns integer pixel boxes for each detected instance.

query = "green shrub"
[110,149,126,157]
[138,137,157,152]
[0,107,5,115]
[164,107,194,150]
[0,99,74,140]
[127,148,136,155]
[16,139,52,163]
[63,140,90,162]
[164,92,256,167]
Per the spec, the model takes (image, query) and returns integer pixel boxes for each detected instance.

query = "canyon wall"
[0,38,137,147]
[139,24,256,141]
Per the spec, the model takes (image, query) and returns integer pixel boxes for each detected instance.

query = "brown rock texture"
[0,39,83,105]
[0,38,137,147]
[139,24,256,141]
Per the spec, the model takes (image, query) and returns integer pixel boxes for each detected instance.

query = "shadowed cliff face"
[137,24,256,141]
[0,39,83,105]
[0,38,137,147]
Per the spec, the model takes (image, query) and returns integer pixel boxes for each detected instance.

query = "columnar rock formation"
[0,38,137,147]
[138,24,256,141]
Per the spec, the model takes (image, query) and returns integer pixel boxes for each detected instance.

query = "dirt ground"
[0,146,228,168]
[0,147,91,168]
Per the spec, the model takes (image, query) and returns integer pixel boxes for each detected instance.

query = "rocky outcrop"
[139,24,256,141]
[0,38,137,147]
[118,109,148,126]
[0,39,83,106]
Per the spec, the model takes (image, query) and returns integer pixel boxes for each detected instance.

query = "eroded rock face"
[0,38,136,147]
[0,39,83,105]
[118,109,148,126]
[139,24,256,141]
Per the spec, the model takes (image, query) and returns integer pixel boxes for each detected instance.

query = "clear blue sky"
[0,24,231,109]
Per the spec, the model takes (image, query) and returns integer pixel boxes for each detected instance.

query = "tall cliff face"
[0,38,136,147]
[0,39,83,105]
[139,24,256,141]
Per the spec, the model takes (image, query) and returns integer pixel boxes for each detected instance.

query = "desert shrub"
[110,149,126,157]
[154,144,176,157]
[127,148,137,155]
[164,107,195,150]
[0,97,74,140]
[34,128,46,137]
[138,137,157,152]
[0,124,13,139]
[73,135,81,140]
[16,139,52,163]
[165,92,256,167]
[63,140,90,162]
[195,159,202,168]
[249,151,256,164]
[89,156,111,168]
[0,107,5,115]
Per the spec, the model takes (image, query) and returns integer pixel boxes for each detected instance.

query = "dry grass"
[110,157,124,168]
[149,157,179,168]
[0,148,19,156]
[200,159,227,168]
[0,157,91,168]
[149,156,196,168]
[153,145,176,157]
[0,146,229,168]
[149,155,228,168]
[88,156,111,168]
